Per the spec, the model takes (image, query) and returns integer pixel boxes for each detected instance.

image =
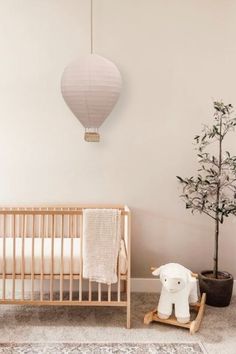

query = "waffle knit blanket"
[82,209,121,284]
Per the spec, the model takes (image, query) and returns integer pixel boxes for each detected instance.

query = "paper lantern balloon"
[61,54,122,142]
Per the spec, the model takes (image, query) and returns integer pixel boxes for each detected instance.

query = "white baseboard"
[131,278,236,295]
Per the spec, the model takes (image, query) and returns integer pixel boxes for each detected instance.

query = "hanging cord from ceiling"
[91,0,93,54]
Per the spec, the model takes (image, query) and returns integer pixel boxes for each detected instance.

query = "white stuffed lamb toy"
[152,263,198,324]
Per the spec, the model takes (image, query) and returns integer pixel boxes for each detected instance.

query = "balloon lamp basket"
[84,132,100,142]
[144,293,206,334]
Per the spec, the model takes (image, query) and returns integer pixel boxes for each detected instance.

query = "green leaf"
[176,176,184,182]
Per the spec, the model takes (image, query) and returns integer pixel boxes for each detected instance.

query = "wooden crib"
[0,205,131,328]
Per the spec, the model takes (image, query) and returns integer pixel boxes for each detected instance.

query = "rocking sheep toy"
[152,263,198,323]
[144,263,206,334]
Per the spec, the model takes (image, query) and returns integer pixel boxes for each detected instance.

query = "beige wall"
[0,0,236,277]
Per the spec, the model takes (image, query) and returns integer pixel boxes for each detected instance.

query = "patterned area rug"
[0,342,206,353]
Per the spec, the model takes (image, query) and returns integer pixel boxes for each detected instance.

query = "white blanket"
[82,209,121,284]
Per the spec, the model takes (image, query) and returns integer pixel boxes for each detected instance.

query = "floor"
[0,293,235,354]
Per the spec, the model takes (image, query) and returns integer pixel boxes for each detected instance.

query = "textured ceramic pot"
[199,270,233,307]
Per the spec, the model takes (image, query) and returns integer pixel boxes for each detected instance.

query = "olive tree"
[177,102,236,278]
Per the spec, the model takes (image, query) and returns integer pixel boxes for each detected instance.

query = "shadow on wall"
[130,207,212,278]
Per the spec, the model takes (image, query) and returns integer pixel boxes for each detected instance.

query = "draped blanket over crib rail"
[83,209,121,284]
[0,205,131,328]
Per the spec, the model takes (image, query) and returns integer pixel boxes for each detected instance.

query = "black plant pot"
[199,270,234,307]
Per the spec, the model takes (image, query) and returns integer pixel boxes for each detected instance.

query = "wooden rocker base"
[144,293,206,334]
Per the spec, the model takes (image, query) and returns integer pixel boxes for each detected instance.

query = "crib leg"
[126,303,131,329]
[126,279,131,329]
[126,275,131,328]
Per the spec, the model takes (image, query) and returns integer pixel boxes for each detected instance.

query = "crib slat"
[21,214,26,300]
[2,214,6,300]
[31,215,35,301]
[50,214,55,301]
[60,214,64,301]
[69,215,73,301]
[12,214,16,300]
[89,280,92,301]
[79,214,83,301]
[126,207,131,329]
[40,214,44,301]
[98,283,101,302]
[108,284,111,302]
[117,253,121,302]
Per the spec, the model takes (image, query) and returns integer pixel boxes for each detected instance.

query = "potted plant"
[177,101,236,307]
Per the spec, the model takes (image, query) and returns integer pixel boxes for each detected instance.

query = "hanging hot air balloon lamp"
[61,0,122,142]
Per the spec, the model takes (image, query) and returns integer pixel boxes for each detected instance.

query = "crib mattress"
[0,238,127,276]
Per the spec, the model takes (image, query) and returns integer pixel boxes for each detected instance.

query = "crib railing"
[0,205,131,328]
